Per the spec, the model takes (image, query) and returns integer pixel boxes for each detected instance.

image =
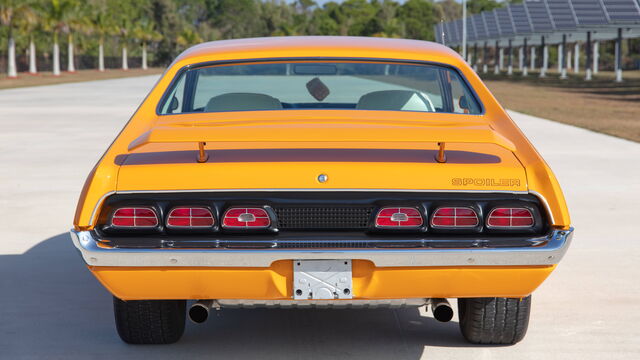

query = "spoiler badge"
[452,178,521,187]
[317,174,328,183]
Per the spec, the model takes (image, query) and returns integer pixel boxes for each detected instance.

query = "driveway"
[0,76,638,359]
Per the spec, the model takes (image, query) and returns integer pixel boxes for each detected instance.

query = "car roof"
[174,36,463,66]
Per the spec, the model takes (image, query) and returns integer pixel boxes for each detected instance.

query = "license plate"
[293,260,353,300]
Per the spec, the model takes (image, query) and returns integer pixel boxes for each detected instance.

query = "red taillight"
[222,208,271,228]
[167,207,215,228]
[111,207,158,227]
[430,207,479,228]
[487,207,534,228]
[375,207,423,228]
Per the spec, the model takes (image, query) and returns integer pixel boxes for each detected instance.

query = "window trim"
[155,57,485,116]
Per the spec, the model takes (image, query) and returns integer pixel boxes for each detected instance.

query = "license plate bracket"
[293,260,353,300]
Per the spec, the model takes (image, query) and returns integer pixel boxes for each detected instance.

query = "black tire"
[457,296,531,345]
[113,297,186,344]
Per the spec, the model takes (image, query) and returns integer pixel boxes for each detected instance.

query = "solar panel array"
[436,0,640,46]
[511,4,534,35]
[525,0,555,32]
[601,0,640,22]
[483,11,501,38]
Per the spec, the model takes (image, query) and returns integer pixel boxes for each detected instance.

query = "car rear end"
[71,39,572,345]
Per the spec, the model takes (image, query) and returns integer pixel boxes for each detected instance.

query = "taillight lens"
[487,207,534,228]
[222,208,271,228]
[430,207,479,228]
[375,207,423,228]
[111,207,158,227]
[167,207,215,228]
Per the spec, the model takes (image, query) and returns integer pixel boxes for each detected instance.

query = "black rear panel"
[274,206,374,230]
[95,191,549,250]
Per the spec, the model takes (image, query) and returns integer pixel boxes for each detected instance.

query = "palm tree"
[65,1,82,73]
[176,28,203,51]
[39,0,76,76]
[90,1,114,72]
[0,0,36,78]
[112,0,138,71]
[133,19,161,70]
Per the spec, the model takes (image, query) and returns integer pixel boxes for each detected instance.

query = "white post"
[67,35,76,72]
[142,42,148,70]
[98,41,105,72]
[499,48,504,70]
[593,41,599,74]
[28,39,37,74]
[615,28,622,83]
[53,41,60,76]
[557,44,562,72]
[518,47,523,71]
[573,42,579,73]
[541,45,548,77]
[462,0,467,61]
[567,49,572,71]
[530,46,536,71]
[122,46,128,70]
[8,36,17,78]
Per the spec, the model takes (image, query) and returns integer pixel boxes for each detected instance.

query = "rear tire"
[457,296,531,345]
[113,297,186,344]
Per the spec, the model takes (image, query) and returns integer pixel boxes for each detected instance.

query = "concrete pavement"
[0,76,639,359]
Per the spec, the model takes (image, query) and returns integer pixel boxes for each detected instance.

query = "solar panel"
[435,23,443,43]
[472,14,489,40]
[546,0,578,31]
[454,19,463,44]
[446,20,457,45]
[600,0,640,23]
[525,0,555,32]
[510,4,534,34]
[483,11,501,38]
[466,15,478,41]
[572,0,608,25]
[495,8,516,36]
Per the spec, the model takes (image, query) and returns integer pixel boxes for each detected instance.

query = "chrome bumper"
[70,228,573,268]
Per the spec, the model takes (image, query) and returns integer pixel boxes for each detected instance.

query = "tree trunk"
[8,35,18,78]
[142,42,148,70]
[29,37,37,74]
[53,33,61,76]
[122,45,128,70]
[99,38,105,72]
[67,33,76,72]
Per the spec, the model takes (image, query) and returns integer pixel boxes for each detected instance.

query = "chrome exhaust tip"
[430,298,454,322]
[189,300,214,324]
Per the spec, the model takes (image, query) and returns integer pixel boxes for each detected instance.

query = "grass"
[482,70,640,142]
[0,68,165,90]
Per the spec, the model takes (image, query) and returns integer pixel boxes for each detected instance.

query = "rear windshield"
[159,61,482,115]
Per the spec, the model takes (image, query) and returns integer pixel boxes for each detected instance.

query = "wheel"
[457,295,531,345]
[113,297,186,344]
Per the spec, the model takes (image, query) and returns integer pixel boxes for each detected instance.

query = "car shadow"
[0,233,481,359]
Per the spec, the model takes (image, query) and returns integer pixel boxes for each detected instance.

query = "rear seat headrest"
[205,93,283,112]
[356,90,432,112]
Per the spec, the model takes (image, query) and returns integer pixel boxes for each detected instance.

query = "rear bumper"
[90,261,558,300]
[70,228,573,268]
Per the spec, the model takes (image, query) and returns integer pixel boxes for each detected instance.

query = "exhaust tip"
[189,304,210,324]
[430,298,454,322]
[433,304,454,322]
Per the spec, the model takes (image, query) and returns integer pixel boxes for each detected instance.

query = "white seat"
[205,93,283,112]
[356,90,433,112]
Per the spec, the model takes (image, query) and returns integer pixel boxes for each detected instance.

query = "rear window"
[159,61,482,115]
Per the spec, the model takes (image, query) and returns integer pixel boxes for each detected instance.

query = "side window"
[448,70,481,114]
[160,74,186,114]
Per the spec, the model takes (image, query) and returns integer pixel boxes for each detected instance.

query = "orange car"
[71,37,573,345]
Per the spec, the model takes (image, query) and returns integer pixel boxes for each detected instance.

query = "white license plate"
[293,260,353,300]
